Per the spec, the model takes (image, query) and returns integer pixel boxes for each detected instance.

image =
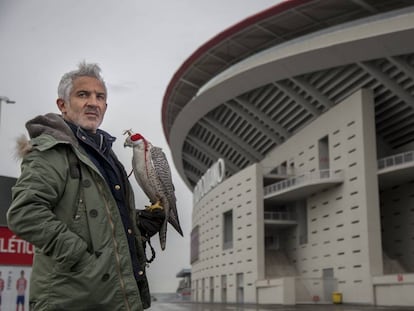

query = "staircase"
[265,250,297,277]
[383,252,407,274]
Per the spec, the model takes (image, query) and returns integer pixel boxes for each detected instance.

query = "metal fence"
[264,169,343,196]
[264,211,296,221]
[377,151,414,170]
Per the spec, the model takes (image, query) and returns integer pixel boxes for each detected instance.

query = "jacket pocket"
[70,251,95,273]
[68,198,93,253]
[48,248,119,308]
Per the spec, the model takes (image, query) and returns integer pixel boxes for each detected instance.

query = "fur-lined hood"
[16,113,78,159]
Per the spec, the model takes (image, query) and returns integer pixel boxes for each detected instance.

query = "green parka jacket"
[7,113,151,311]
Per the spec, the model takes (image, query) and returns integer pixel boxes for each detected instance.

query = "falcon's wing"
[150,146,183,236]
[131,150,157,204]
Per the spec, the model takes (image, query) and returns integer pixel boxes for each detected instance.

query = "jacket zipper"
[98,181,132,311]
[74,147,135,311]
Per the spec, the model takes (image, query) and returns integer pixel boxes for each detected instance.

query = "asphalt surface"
[149,301,414,311]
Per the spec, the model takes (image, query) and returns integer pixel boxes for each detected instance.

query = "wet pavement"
[149,301,414,311]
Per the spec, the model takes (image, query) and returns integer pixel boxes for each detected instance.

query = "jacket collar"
[65,121,116,155]
[26,113,77,144]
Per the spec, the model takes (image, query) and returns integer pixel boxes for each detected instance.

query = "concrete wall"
[256,277,295,305]
[373,274,414,306]
[191,163,263,304]
[191,88,413,306]
[261,89,383,304]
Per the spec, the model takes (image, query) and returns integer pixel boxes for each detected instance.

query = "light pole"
[0,96,16,127]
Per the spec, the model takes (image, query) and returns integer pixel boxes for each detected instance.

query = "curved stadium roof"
[162,0,414,189]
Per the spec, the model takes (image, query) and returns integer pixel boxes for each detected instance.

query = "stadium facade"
[162,0,414,306]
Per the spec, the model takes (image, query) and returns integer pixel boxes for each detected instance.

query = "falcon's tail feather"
[159,218,168,250]
[168,212,183,237]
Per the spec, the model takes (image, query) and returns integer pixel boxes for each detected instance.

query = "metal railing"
[264,169,343,196]
[378,151,414,170]
[264,211,296,221]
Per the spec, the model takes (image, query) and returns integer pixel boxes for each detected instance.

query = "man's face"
[57,76,107,133]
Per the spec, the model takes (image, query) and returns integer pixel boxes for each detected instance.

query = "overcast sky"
[0,0,280,293]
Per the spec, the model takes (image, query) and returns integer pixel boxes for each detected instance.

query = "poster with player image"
[0,226,33,311]
[0,267,31,311]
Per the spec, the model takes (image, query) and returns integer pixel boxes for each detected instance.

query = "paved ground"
[149,301,414,311]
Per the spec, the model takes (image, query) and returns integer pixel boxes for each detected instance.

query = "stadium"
[162,0,414,307]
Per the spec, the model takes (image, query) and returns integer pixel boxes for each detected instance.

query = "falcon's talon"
[145,201,163,211]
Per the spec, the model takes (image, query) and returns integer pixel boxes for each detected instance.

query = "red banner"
[0,226,34,266]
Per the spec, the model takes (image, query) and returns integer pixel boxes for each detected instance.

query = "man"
[16,270,27,311]
[7,62,157,310]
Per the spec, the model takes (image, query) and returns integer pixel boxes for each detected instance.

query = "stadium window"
[223,210,233,250]
[191,226,200,263]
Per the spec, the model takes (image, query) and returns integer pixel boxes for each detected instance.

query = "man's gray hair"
[57,61,107,102]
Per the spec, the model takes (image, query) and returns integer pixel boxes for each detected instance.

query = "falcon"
[123,130,183,250]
